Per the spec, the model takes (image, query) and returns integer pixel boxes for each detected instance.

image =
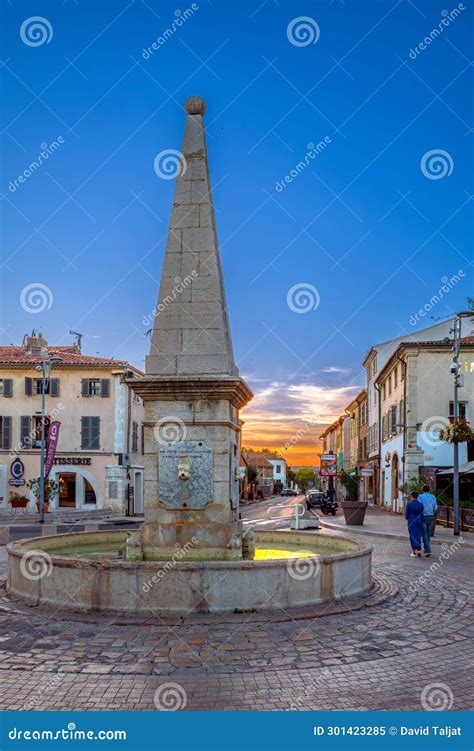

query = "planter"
[10,499,28,510]
[342,500,368,526]
[35,501,50,514]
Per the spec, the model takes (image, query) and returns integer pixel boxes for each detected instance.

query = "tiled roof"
[241,451,280,467]
[0,346,131,368]
[400,337,474,347]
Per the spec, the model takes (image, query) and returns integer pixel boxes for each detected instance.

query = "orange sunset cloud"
[240,381,362,466]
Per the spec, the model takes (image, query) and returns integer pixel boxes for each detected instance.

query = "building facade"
[376,337,474,510]
[0,333,145,514]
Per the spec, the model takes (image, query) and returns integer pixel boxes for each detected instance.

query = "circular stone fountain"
[7,529,372,614]
[6,98,373,617]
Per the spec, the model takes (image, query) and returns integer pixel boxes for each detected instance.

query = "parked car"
[305,490,324,509]
[284,487,299,496]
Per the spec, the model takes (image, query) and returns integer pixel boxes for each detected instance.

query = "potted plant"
[9,492,29,510]
[27,477,59,514]
[339,469,367,525]
[440,418,474,444]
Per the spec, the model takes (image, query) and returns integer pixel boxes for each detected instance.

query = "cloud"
[241,380,362,464]
[320,366,350,374]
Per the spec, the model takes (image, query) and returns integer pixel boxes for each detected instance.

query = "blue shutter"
[100,379,110,398]
[3,379,13,397]
[2,416,12,449]
[50,378,60,397]
[21,416,31,448]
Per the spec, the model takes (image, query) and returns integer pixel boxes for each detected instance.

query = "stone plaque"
[158,441,213,509]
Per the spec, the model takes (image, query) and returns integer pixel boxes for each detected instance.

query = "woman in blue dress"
[405,491,424,557]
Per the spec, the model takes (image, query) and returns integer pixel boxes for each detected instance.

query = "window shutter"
[3,379,13,397]
[81,379,89,397]
[91,417,100,449]
[81,417,89,450]
[100,379,110,398]
[50,378,60,397]
[25,377,32,396]
[21,416,31,448]
[2,416,12,449]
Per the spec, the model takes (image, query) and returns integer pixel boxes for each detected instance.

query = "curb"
[317,517,474,548]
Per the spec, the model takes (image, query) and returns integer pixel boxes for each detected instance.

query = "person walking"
[418,484,438,557]
[405,491,424,557]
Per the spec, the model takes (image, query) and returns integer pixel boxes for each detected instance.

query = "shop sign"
[320,454,337,477]
[45,421,61,477]
[9,458,26,486]
[361,469,373,477]
[53,457,92,466]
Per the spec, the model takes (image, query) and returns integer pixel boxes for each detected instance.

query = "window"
[382,383,386,401]
[81,417,100,450]
[388,375,392,395]
[0,379,12,397]
[449,402,467,421]
[399,399,405,430]
[393,367,398,389]
[25,377,59,396]
[275,464,281,474]
[81,379,110,398]
[132,421,139,453]
[0,416,12,449]
[390,405,397,435]
[32,415,51,448]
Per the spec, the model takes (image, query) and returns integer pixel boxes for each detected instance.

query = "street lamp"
[450,310,474,536]
[35,355,62,524]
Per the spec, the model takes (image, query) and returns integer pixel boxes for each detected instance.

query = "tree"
[287,468,296,485]
[295,468,316,492]
[246,465,258,485]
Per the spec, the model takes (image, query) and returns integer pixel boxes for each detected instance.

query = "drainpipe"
[374,381,381,505]
[396,352,407,496]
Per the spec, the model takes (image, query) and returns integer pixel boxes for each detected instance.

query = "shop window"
[84,479,96,504]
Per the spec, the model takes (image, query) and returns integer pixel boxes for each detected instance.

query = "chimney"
[22,330,48,356]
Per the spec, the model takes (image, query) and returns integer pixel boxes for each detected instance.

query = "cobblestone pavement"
[0,499,472,711]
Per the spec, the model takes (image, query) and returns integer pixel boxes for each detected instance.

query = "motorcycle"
[320,497,338,516]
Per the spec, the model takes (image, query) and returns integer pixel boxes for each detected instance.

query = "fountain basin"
[7,530,372,614]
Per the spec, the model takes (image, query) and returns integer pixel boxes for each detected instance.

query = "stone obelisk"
[131,96,253,561]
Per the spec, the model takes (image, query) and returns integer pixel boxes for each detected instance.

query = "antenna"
[69,330,83,351]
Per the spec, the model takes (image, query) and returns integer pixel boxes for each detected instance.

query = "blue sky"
[1,0,472,460]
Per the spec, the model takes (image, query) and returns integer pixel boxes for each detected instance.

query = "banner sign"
[44,421,61,477]
[320,454,337,477]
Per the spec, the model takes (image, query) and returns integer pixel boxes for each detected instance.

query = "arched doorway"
[391,453,399,510]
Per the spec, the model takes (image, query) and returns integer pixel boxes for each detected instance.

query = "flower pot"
[10,499,28,509]
[35,501,50,514]
[342,500,368,526]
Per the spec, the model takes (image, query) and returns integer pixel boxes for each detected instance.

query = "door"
[134,471,144,514]
[391,454,399,511]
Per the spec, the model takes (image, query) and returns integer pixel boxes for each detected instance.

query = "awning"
[437,461,474,475]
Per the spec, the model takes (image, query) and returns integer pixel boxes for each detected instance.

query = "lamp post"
[450,310,473,536]
[35,355,62,524]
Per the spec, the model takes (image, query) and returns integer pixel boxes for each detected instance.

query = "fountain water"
[7,98,372,614]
